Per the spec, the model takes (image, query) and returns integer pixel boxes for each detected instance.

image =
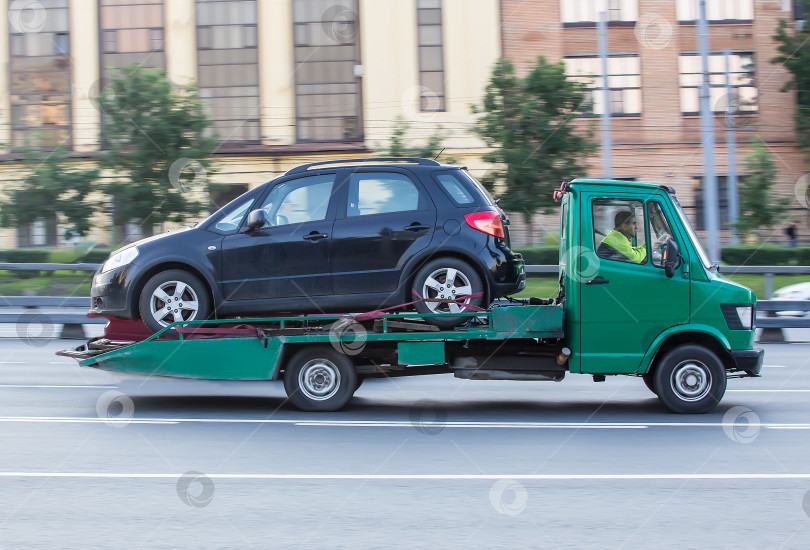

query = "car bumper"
[730,348,764,376]
[89,265,138,319]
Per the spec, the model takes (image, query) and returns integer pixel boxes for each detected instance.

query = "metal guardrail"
[0,263,808,339]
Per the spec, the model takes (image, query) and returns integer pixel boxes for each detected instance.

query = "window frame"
[592,198,649,266]
[565,54,642,117]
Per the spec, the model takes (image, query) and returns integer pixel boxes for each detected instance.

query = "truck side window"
[592,199,647,264]
[648,201,675,268]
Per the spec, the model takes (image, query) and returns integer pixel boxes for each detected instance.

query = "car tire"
[653,344,727,414]
[283,347,357,412]
[412,258,484,330]
[138,269,211,333]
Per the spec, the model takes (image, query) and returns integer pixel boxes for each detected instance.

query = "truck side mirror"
[663,239,681,278]
[244,210,266,231]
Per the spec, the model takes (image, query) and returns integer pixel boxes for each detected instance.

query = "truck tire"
[412,258,484,330]
[653,344,727,414]
[139,269,211,333]
[283,347,357,412]
[642,372,657,394]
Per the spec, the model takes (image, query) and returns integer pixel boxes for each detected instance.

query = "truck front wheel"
[653,344,727,414]
[283,347,357,412]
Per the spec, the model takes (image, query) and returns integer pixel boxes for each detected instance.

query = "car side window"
[214,197,254,233]
[592,199,648,265]
[434,173,475,205]
[258,174,336,228]
[346,172,422,217]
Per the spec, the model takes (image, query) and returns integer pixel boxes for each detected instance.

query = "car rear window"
[432,170,492,207]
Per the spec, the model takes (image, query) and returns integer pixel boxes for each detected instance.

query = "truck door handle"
[303,232,328,241]
[586,277,610,285]
[404,223,430,231]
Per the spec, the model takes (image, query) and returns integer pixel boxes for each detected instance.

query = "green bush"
[76,250,112,264]
[514,246,559,266]
[720,246,798,266]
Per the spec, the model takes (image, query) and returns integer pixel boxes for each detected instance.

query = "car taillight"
[464,211,505,239]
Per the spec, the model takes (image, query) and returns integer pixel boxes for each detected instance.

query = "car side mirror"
[244,210,265,231]
[663,238,681,278]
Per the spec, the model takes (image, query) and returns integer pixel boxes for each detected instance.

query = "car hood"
[773,281,810,299]
[112,226,196,254]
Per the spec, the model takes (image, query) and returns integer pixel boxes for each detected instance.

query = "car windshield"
[671,193,712,270]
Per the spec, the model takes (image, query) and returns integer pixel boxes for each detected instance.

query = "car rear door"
[331,169,436,295]
[219,173,339,302]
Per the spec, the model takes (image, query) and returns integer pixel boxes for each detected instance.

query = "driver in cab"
[601,210,646,263]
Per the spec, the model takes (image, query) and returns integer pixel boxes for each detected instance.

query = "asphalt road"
[0,337,809,549]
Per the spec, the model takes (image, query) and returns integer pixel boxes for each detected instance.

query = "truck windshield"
[670,194,712,270]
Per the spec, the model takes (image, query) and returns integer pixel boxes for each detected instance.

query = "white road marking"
[0,472,808,480]
[0,385,116,389]
[0,417,809,430]
[726,389,810,392]
[763,365,789,368]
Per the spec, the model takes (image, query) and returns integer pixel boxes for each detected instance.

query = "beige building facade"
[0,0,501,247]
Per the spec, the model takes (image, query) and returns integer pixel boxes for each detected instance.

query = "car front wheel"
[138,269,211,333]
[653,344,727,414]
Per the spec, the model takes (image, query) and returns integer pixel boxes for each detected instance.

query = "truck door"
[579,195,690,373]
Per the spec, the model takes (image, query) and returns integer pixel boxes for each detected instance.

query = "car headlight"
[101,246,139,274]
[720,304,753,330]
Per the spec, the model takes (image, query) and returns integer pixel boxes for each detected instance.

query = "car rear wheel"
[412,258,484,329]
[138,269,211,333]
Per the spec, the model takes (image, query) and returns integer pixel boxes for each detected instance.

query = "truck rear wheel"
[653,344,726,414]
[283,347,357,412]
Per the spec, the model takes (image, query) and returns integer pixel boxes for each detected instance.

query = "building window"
[416,0,445,111]
[9,0,72,149]
[99,0,165,75]
[292,0,362,142]
[692,175,746,230]
[565,55,642,116]
[196,0,260,143]
[678,53,757,115]
[676,0,753,22]
[561,0,638,24]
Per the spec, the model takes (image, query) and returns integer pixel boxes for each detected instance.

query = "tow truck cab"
[557,179,762,406]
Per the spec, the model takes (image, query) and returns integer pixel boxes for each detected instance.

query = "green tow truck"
[61,178,763,414]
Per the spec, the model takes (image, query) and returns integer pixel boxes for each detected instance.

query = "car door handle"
[586,277,610,285]
[404,223,430,231]
[303,232,329,241]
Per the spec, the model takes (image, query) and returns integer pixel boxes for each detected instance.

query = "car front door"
[220,173,338,303]
[578,194,691,373]
[331,170,436,296]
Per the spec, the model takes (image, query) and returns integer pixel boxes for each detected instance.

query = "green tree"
[772,0,810,161]
[98,65,217,238]
[734,137,788,240]
[0,146,100,240]
[473,57,596,220]
[381,116,455,161]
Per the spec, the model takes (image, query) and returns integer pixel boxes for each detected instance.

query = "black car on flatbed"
[90,157,526,331]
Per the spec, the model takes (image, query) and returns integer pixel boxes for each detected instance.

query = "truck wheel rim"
[422,267,473,313]
[299,359,341,401]
[149,281,200,327]
[670,361,711,402]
